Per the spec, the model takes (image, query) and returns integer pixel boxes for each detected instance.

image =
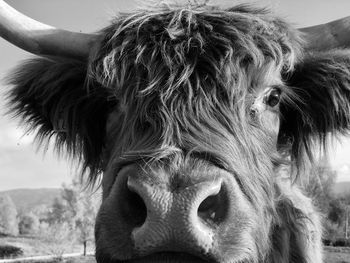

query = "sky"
[1,0,350,191]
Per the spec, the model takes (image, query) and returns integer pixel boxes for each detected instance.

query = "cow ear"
[279,49,350,167]
[7,58,114,184]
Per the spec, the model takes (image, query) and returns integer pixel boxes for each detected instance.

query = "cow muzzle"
[126,174,225,257]
[96,163,257,263]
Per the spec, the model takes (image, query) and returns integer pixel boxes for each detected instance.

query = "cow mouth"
[98,252,213,263]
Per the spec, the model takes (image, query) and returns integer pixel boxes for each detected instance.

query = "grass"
[1,237,350,263]
[325,246,350,263]
[1,256,96,263]
[0,236,94,258]
[69,256,95,263]
[1,236,41,257]
[5,250,350,263]
[42,249,350,263]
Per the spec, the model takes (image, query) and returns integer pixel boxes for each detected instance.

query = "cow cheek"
[101,169,116,200]
[215,184,272,262]
[251,95,280,137]
[95,179,135,260]
[260,110,280,136]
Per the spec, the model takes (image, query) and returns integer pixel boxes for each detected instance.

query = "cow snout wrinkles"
[124,175,225,257]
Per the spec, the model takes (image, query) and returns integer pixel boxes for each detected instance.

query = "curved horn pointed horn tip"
[0,0,96,58]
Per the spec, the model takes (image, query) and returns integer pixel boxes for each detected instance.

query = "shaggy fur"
[281,49,350,168]
[5,2,350,263]
[7,58,114,181]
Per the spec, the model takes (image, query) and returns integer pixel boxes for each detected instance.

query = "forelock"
[89,3,302,200]
[90,3,302,88]
[89,4,301,141]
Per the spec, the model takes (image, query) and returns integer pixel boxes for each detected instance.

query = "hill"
[0,188,60,213]
[333,181,350,196]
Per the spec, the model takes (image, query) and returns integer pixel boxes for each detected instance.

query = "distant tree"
[336,194,350,239]
[305,157,337,213]
[302,157,350,241]
[76,196,96,256]
[31,204,51,223]
[45,180,100,255]
[60,181,99,255]
[328,199,346,224]
[339,193,350,206]
[324,220,343,244]
[0,195,19,236]
[38,221,75,261]
[18,212,40,235]
[46,197,69,225]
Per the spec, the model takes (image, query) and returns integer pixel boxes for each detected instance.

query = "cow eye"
[264,87,281,108]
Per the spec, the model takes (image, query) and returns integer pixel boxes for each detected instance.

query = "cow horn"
[0,0,96,59]
[300,16,350,50]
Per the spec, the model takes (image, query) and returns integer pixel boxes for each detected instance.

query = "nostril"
[198,186,227,223]
[198,195,218,213]
[122,187,147,227]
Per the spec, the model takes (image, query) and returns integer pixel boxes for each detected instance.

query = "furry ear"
[279,49,350,167]
[7,58,115,184]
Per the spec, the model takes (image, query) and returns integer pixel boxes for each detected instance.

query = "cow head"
[2,1,350,262]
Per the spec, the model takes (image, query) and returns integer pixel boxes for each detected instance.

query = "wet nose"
[125,176,227,256]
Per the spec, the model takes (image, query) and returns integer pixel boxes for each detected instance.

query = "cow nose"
[126,176,226,256]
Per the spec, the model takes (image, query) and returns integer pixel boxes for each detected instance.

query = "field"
[66,249,350,263]
[325,246,350,263]
[1,237,350,263]
[0,236,93,259]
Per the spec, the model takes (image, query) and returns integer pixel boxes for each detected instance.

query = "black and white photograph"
[0,0,350,262]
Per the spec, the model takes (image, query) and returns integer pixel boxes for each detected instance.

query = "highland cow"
[1,1,350,262]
